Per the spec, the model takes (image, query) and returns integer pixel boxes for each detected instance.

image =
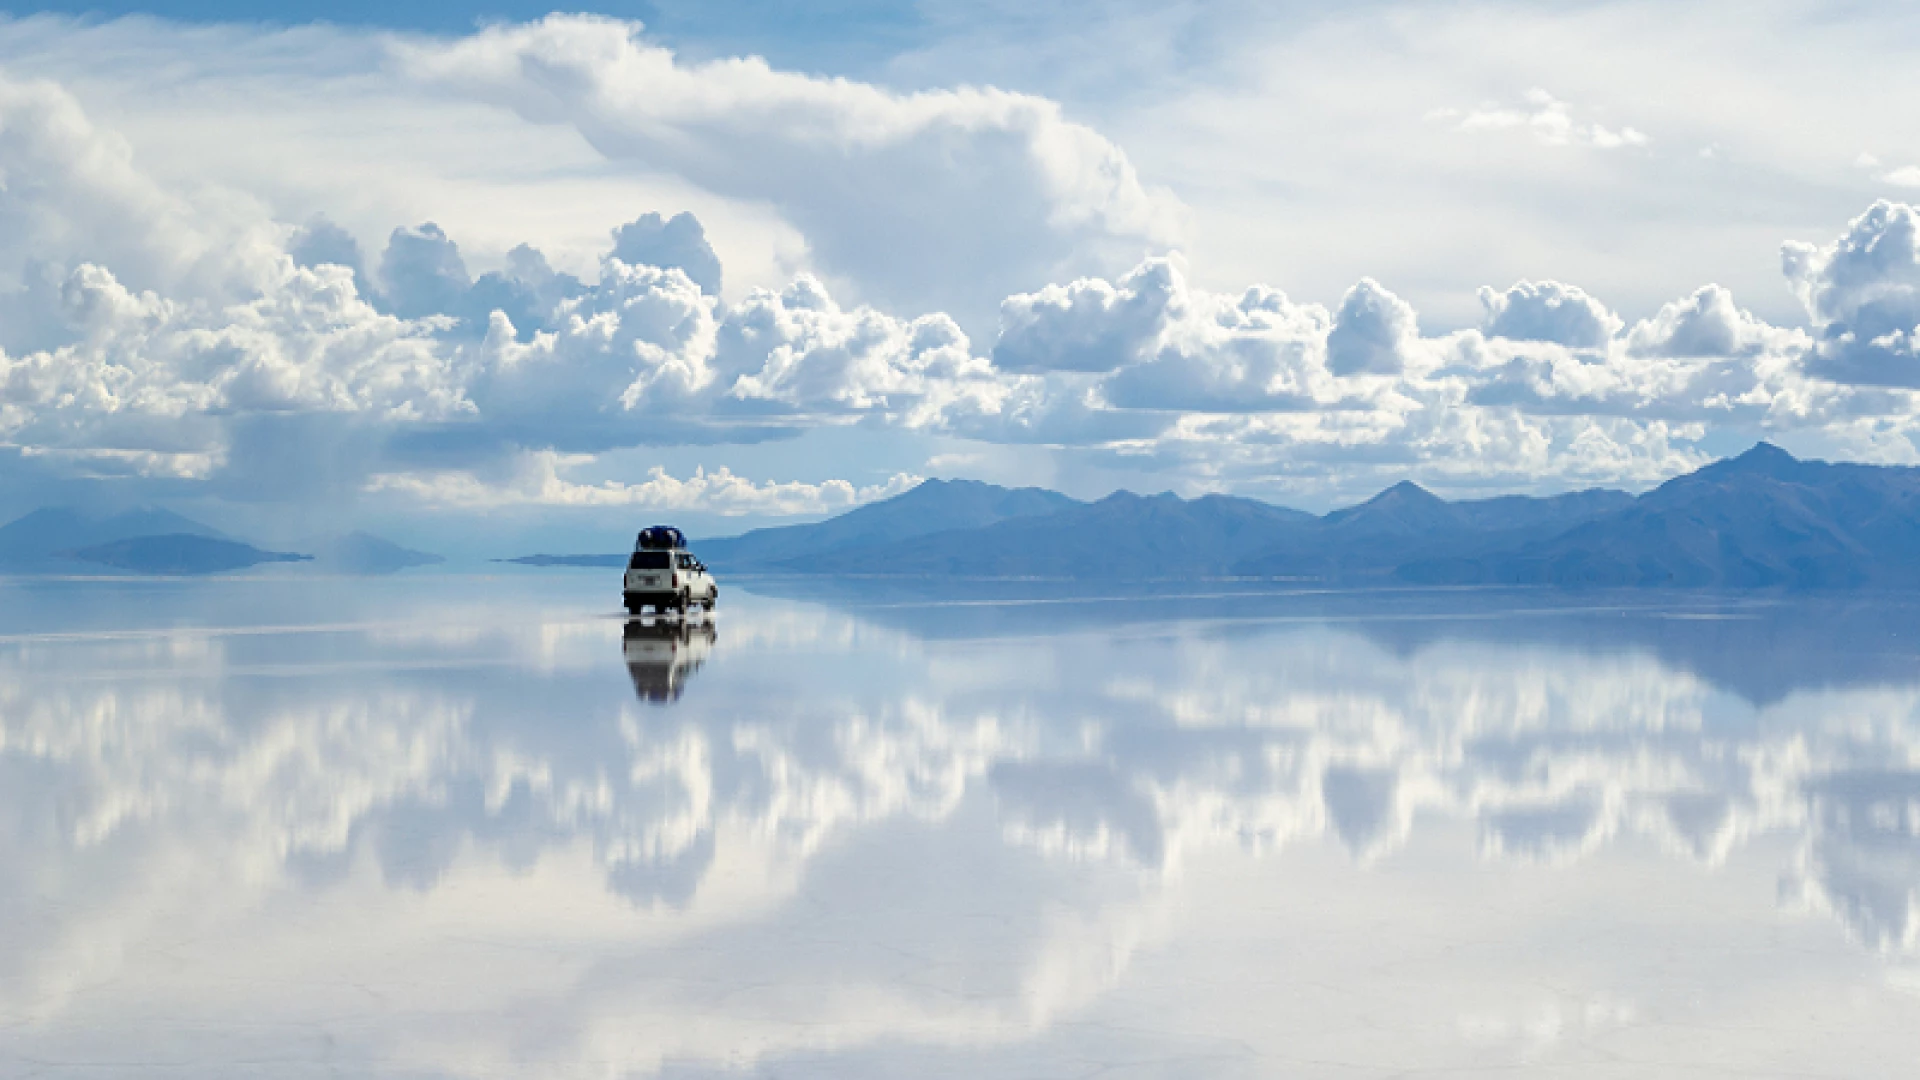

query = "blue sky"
[5,0,930,64]
[5,0,1920,551]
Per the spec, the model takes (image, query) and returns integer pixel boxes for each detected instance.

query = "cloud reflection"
[3,583,1920,1076]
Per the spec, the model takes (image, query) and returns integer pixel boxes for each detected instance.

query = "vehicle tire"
[706,589,718,610]
[677,590,691,615]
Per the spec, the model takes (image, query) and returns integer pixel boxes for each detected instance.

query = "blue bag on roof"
[636,525,687,551]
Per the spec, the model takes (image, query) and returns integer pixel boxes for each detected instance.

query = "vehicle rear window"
[628,551,671,570]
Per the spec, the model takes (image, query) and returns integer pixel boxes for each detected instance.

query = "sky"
[6,1,1920,551]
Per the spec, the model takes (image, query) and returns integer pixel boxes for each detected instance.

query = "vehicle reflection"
[622,616,717,703]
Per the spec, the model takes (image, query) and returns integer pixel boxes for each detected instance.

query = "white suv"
[623,545,718,615]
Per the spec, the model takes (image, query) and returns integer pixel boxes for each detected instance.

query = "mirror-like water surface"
[3,574,1919,1077]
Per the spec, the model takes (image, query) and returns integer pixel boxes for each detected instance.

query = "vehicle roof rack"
[635,525,687,551]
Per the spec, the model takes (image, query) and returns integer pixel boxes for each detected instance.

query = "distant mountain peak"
[692,474,1082,567]
[1369,480,1443,504]
[1338,480,1449,517]
[1091,490,1184,507]
[1733,441,1797,467]
[1695,441,1807,483]
[908,476,1025,498]
[1319,478,1460,536]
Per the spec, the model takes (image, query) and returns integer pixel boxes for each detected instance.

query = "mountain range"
[577,443,1920,589]
[506,478,1078,569]
[0,509,442,575]
[27,443,1918,587]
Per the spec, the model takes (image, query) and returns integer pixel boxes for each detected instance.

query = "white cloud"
[1626,285,1784,359]
[718,275,999,422]
[1101,276,1332,413]
[0,77,278,303]
[1326,278,1423,377]
[395,15,1183,330]
[454,259,1011,451]
[459,259,722,448]
[7,97,1917,511]
[0,259,467,483]
[367,452,920,514]
[992,258,1188,375]
[16,18,1920,513]
[1439,88,1648,150]
[1480,280,1622,350]
[1784,200,1920,388]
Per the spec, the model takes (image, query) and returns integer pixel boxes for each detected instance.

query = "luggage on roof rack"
[636,525,687,551]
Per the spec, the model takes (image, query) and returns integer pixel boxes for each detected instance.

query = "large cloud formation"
[6,27,1920,513]
[1786,200,1920,389]
[393,15,1183,329]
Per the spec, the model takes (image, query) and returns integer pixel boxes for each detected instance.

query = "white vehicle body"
[623,546,718,615]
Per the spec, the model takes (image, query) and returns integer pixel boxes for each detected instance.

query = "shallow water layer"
[3,573,1919,1077]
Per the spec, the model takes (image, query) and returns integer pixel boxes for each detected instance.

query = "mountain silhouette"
[67,534,313,575]
[300,532,444,574]
[1402,443,1920,587]
[0,507,229,571]
[676,443,1920,588]
[697,477,1080,567]
[798,490,1314,578]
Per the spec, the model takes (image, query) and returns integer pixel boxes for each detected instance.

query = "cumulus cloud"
[395,15,1183,328]
[718,275,999,422]
[1480,280,1622,350]
[610,211,723,296]
[1326,278,1421,376]
[459,243,587,340]
[367,223,591,341]
[447,258,1009,454]
[992,258,1186,374]
[459,259,722,448]
[1626,285,1786,358]
[377,222,471,321]
[288,215,366,282]
[985,256,1332,416]
[0,258,465,484]
[1785,200,1920,388]
[1102,282,1332,413]
[18,28,1920,514]
[0,76,282,358]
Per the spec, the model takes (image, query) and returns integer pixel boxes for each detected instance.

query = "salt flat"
[2,573,1917,1078]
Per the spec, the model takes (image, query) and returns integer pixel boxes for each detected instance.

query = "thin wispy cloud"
[1433,89,1648,149]
[367,456,921,514]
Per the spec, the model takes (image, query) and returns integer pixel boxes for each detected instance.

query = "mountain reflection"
[748,577,1920,706]
[6,580,1920,1075]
